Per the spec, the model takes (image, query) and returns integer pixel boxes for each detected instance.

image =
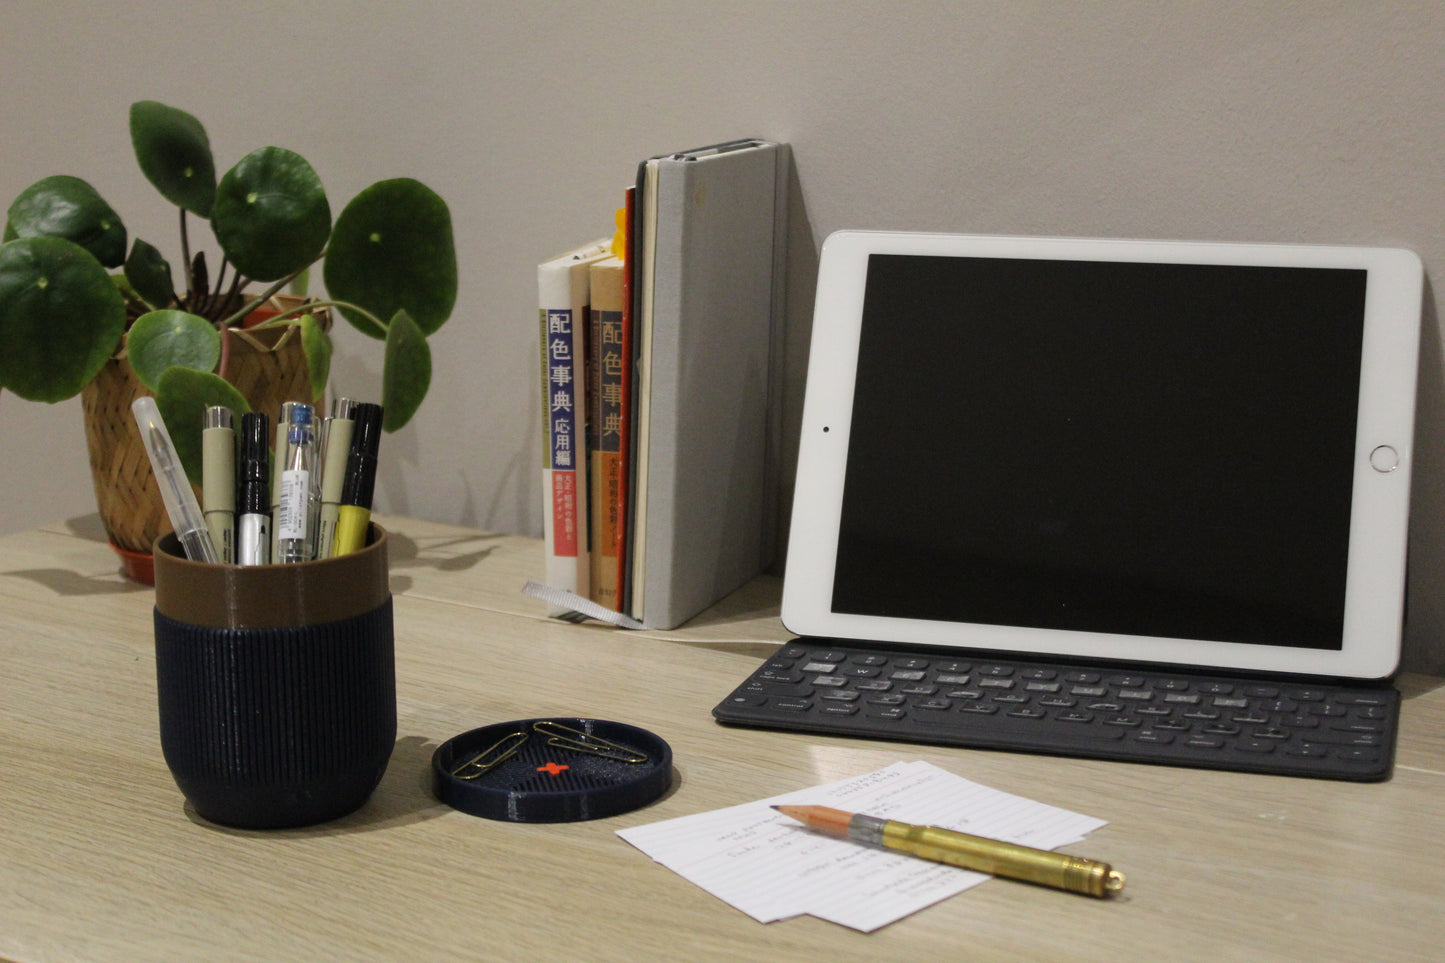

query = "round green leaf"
[298,313,332,402]
[7,175,127,268]
[129,100,217,217]
[124,238,175,309]
[324,178,456,339]
[0,237,125,402]
[380,309,431,431]
[212,147,330,282]
[155,367,250,486]
[126,309,220,393]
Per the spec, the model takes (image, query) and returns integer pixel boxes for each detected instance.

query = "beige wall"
[5,1,1445,671]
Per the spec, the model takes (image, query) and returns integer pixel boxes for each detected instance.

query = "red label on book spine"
[552,471,578,555]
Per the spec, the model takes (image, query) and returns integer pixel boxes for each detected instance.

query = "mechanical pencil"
[201,406,235,563]
[237,411,272,565]
[131,397,218,564]
[275,402,318,563]
[314,397,356,559]
[330,402,383,557]
[773,804,1125,899]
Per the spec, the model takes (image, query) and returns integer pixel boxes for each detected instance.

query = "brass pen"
[773,804,1125,899]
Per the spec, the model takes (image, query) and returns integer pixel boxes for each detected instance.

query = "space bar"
[908,710,1128,745]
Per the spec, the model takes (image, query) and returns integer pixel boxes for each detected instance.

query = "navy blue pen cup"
[151,523,395,829]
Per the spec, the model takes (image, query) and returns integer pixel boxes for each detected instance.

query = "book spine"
[616,186,636,610]
[538,256,597,610]
[589,258,626,609]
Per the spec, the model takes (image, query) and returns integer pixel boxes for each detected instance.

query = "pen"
[275,402,318,563]
[772,804,1125,899]
[131,397,218,564]
[201,406,236,563]
[236,411,272,566]
[314,397,356,559]
[270,402,297,557]
[329,402,383,557]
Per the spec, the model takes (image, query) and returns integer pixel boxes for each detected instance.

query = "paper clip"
[450,730,528,779]
[532,720,648,764]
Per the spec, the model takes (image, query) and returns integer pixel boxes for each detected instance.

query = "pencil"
[772,804,1125,898]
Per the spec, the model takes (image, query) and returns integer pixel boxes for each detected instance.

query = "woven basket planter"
[81,303,329,579]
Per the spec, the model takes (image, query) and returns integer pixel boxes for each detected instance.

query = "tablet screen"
[783,232,1422,679]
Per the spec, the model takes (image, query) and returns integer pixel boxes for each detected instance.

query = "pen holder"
[151,524,395,829]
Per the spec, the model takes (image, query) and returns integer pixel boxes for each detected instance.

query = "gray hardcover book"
[634,139,789,629]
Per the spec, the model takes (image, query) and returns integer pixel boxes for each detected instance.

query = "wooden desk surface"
[2,514,1444,961]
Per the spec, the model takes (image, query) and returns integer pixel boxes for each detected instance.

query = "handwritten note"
[616,761,1107,931]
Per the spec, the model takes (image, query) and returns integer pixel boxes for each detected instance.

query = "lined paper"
[617,761,1107,931]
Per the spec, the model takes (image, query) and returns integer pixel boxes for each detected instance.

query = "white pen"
[201,406,236,563]
[132,396,218,564]
[314,397,356,559]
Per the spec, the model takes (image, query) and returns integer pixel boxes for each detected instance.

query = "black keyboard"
[712,642,1400,781]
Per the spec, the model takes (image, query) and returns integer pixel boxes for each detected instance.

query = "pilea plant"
[0,99,457,483]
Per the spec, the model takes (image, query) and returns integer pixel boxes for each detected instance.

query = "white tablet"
[783,231,1422,680]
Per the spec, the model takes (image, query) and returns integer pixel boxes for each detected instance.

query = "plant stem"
[217,323,233,380]
[179,210,194,303]
[209,260,229,317]
[247,298,389,335]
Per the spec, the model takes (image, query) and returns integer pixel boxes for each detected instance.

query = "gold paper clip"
[532,721,648,764]
[450,730,528,779]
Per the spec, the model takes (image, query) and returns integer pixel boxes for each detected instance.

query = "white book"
[537,238,611,615]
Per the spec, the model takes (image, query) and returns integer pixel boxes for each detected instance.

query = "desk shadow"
[675,575,783,630]
[183,734,452,838]
[1398,675,1445,700]
[384,530,502,573]
[4,514,149,597]
[64,513,110,542]
[1,567,150,597]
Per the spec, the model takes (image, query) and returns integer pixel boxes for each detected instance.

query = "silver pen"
[132,397,218,564]
[275,402,318,563]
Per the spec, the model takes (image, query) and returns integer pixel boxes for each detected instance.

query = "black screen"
[831,254,1368,650]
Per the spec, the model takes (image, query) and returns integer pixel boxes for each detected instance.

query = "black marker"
[330,403,383,556]
[237,411,272,565]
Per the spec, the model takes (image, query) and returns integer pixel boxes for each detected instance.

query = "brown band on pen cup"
[153,523,389,630]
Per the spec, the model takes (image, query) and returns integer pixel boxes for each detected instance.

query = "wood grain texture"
[3,514,1444,961]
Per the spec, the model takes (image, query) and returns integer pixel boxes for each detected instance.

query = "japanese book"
[537,238,610,615]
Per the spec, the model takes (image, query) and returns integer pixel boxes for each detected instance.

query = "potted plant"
[0,100,457,571]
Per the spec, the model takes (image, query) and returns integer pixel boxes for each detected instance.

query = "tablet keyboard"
[712,642,1400,781]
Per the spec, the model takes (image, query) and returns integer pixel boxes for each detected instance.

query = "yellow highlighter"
[330,402,384,557]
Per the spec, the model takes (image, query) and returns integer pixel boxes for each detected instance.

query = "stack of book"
[538,139,789,630]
